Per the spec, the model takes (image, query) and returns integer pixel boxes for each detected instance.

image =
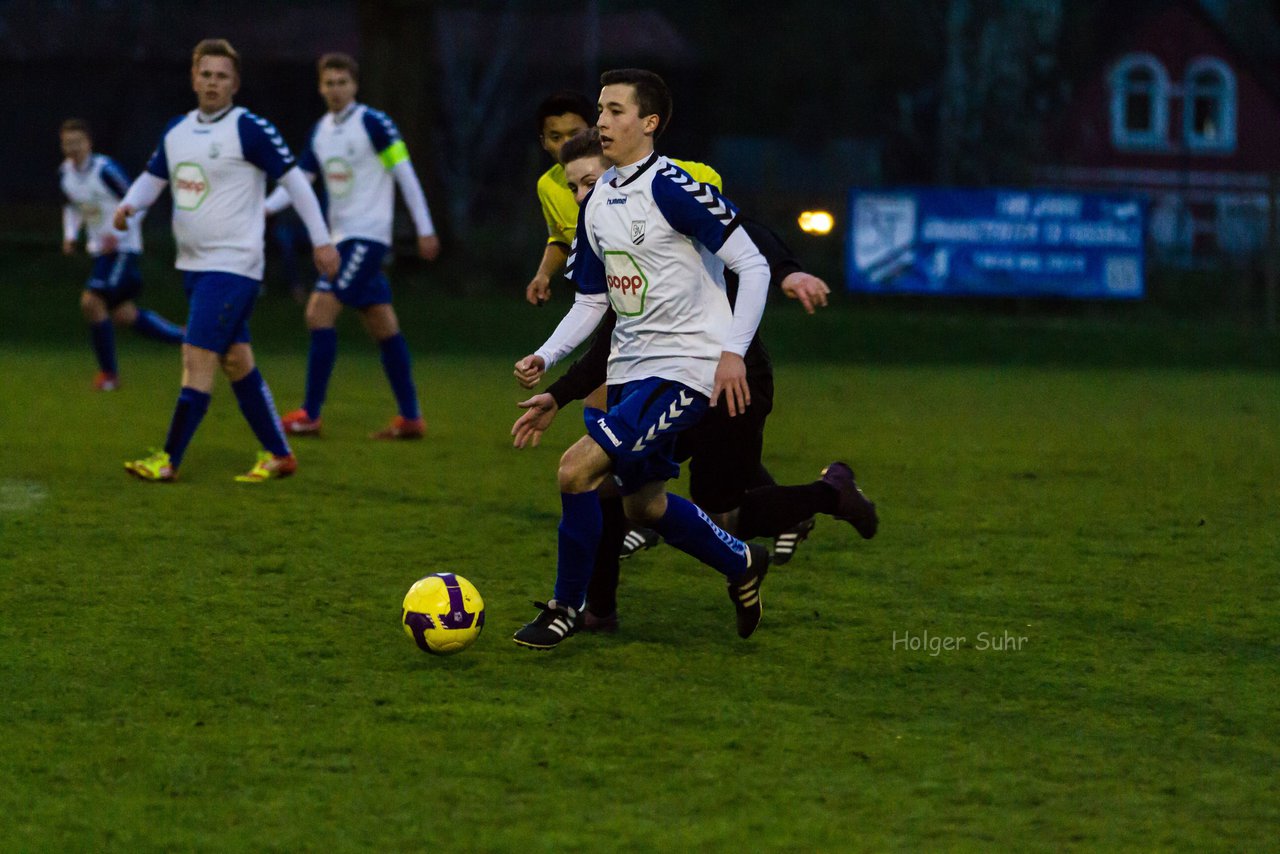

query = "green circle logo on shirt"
[325,157,355,198]
[173,162,210,211]
[604,251,649,317]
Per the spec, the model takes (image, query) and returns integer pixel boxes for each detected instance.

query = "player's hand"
[526,275,551,306]
[711,351,750,417]
[99,232,119,255]
[511,393,559,449]
[313,244,340,280]
[112,204,135,231]
[513,354,546,389]
[418,234,441,261]
[61,239,76,256]
[781,271,830,314]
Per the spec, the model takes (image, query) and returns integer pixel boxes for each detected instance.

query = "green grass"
[1,250,1279,850]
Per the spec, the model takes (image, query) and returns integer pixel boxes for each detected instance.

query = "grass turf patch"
[1,253,1278,849]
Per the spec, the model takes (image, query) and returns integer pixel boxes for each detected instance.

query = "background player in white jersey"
[510,69,772,649]
[113,39,339,483]
[266,52,439,440]
[59,118,184,391]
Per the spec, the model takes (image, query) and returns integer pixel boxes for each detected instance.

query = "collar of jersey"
[196,105,235,124]
[611,152,659,188]
[332,102,360,125]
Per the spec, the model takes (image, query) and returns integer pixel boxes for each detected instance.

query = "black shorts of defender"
[674,373,774,515]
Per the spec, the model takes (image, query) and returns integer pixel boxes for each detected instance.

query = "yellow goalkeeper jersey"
[537,159,723,246]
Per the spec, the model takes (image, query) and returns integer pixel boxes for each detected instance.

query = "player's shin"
[378,333,420,420]
[89,318,117,374]
[554,490,603,609]
[650,493,749,578]
[164,386,212,467]
[231,368,291,457]
[304,328,338,420]
[586,494,626,617]
[132,308,185,344]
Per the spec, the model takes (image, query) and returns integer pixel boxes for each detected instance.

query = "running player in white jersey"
[59,118,184,391]
[510,69,772,649]
[114,38,339,483]
[266,52,439,440]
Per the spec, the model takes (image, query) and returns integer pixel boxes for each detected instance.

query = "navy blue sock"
[378,333,420,420]
[303,328,338,420]
[651,493,749,579]
[89,319,116,374]
[554,491,603,609]
[163,386,211,468]
[132,308,184,344]
[231,368,291,457]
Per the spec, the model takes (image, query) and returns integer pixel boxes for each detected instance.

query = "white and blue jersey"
[300,103,411,247]
[567,154,763,397]
[145,105,296,280]
[60,154,142,255]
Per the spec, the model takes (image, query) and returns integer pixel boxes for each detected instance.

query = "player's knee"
[80,291,106,322]
[623,492,665,526]
[557,454,587,493]
[363,305,399,340]
[557,445,600,493]
[220,346,254,381]
[111,303,138,326]
[305,294,341,330]
[304,307,329,330]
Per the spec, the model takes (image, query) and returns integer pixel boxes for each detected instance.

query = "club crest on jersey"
[630,220,646,245]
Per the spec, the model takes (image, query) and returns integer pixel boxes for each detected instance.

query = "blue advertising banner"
[846,188,1146,298]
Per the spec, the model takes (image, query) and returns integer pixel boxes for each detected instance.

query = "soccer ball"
[401,573,485,655]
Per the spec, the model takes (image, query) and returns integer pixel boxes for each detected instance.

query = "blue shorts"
[182,271,259,354]
[85,252,143,309]
[315,239,392,308]
[583,378,709,495]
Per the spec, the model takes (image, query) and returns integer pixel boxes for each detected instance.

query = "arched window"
[1184,58,1236,152]
[1110,54,1171,151]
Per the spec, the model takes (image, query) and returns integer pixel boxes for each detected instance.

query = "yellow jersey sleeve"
[670,159,723,192]
[536,164,579,246]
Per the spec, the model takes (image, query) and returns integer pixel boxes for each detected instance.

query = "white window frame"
[1184,57,1237,153]
[1110,53,1171,152]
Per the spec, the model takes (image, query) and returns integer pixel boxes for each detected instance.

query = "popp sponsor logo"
[607,274,644,295]
[175,176,207,195]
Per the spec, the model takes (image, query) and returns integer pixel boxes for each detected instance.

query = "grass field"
[2,249,1279,850]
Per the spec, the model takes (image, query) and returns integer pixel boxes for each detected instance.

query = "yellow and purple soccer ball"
[401,573,485,655]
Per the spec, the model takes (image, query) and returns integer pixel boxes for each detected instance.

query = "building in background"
[1037,0,1280,265]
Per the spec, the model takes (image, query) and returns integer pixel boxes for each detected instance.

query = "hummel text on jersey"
[596,418,622,448]
[607,197,628,205]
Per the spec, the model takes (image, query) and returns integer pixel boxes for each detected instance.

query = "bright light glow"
[798,210,835,235]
